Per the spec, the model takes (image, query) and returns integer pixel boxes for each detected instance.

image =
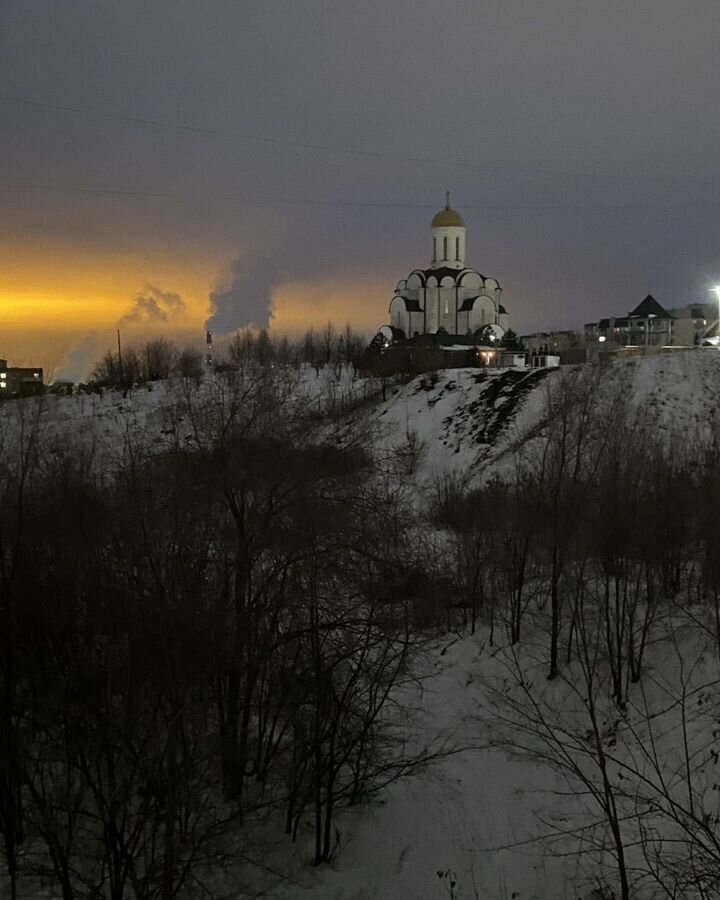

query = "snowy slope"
[371,366,556,486]
[4,350,720,479]
[274,617,720,900]
[0,364,373,469]
[369,349,720,489]
[4,351,720,900]
[274,633,575,900]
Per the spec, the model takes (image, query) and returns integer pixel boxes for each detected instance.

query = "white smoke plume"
[55,285,189,383]
[118,285,187,328]
[54,331,103,384]
[205,252,279,335]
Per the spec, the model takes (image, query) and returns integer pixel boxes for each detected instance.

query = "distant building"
[667,302,717,345]
[0,359,44,397]
[583,295,711,361]
[366,331,501,375]
[520,330,583,354]
[362,330,561,376]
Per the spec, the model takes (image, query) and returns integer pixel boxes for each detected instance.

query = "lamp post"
[713,287,720,341]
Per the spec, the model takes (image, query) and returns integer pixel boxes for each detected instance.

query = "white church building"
[387,195,510,342]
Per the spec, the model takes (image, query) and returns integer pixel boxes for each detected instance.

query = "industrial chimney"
[205,330,213,373]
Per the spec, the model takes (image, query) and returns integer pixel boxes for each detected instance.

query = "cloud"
[53,331,103,383]
[118,285,187,329]
[205,252,280,334]
[54,285,191,382]
[203,209,395,336]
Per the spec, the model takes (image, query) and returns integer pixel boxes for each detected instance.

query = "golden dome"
[431,192,465,228]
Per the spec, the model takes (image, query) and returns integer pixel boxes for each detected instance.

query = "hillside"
[371,349,720,486]
[3,350,720,900]
[4,349,720,476]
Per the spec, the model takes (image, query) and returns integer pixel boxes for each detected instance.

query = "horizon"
[3,1,720,372]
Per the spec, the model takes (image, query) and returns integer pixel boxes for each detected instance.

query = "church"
[386,195,510,343]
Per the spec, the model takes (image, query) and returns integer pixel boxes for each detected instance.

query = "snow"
[0,364,376,470]
[274,632,575,900]
[271,614,720,900]
[369,349,720,490]
[5,349,720,899]
[5,350,720,483]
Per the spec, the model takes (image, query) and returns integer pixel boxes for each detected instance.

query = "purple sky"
[2,0,720,350]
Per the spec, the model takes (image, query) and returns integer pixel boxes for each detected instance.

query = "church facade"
[388,196,509,341]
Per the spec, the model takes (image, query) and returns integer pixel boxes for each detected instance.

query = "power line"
[1,177,719,211]
[0,94,697,185]
[0,179,433,206]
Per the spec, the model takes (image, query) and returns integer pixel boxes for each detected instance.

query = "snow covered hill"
[4,349,720,479]
[4,350,720,900]
[273,617,720,900]
[371,349,720,487]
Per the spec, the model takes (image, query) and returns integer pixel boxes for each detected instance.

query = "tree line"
[0,367,436,899]
[90,324,367,390]
[434,365,720,899]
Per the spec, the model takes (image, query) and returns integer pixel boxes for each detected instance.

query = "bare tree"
[321,321,336,367]
[142,338,177,382]
[91,346,142,389]
[176,345,203,379]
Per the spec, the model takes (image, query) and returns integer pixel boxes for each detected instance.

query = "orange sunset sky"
[4,1,720,380]
[0,234,393,375]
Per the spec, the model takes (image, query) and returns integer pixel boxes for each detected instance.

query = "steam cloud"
[55,284,188,382]
[205,252,280,335]
[205,207,392,337]
[54,332,103,384]
[118,285,187,328]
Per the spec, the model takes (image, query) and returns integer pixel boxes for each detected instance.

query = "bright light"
[712,287,720,338]
[598,335,607,343]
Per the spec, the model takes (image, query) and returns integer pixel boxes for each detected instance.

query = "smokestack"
[205,330,213,373]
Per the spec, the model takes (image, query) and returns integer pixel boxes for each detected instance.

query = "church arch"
[468,296,497,332]
[458,271,482,290]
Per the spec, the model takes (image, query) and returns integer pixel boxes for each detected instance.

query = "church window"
[433,238,437,261]
[455,237,460,260]
[444,298,449,316]
[443,237,448,260]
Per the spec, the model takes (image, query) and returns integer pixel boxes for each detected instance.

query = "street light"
[712,286,720,339]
